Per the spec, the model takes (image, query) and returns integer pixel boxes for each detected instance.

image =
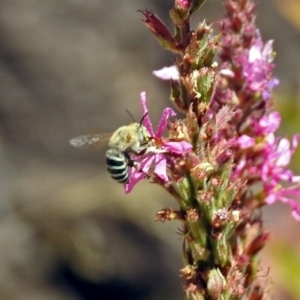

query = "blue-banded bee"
[70,114,151,183]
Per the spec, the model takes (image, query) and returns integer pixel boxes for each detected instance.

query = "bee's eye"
[138,129,143,140]
[138,127,146,141]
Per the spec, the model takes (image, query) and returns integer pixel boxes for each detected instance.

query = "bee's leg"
[124,152,142,171]
[144,146,167,154]
[124,152,135,167]
[135,146,167,156]
[124,152,151,179]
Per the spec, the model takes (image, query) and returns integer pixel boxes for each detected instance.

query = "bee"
[70,114,151,183]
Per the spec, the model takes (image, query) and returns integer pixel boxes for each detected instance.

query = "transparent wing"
[69,133,112,149]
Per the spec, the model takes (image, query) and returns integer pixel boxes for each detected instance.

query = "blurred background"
[0,0,299,299]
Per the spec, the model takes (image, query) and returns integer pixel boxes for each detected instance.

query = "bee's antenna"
[125,109,136,122]
[140,112,149,126]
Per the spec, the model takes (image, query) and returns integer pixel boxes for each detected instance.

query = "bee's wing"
[69,133,112,149]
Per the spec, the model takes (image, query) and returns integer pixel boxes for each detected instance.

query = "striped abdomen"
[106,149,129,183]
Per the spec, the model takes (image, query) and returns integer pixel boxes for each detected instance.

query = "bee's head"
[128,121,149,153]
[136,125,149,143]
[125,110,150,145]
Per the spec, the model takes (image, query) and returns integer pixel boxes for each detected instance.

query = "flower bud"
[246,230,270,256]
[170,2,191,26]
[185,105,199,143]
[207,268,225,299]
[155,207,184,222]
[191,162,214,184]
[213,235,231,267]
[173,177,193,205]
[139,10,182,53]
[193,68,217,104]
[170,79,188,112]
[211,208,228,230]
[176,0,192,9]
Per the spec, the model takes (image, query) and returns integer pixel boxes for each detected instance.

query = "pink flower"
[175,0,192,9]
[262,135,300,188]
[240,31,278,100]
[259,134,300,220]
[237,135,255,149]
[254,112,281,135]
[234,114,300,220]
[265,186,300,220]
[124,92,192,193]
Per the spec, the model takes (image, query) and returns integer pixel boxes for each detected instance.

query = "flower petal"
[276,138,291,166]
[138,153,169,182]
[140,92,155,136]
[258,111,281,134]
[265,186,300,221]
[124,168,145,194]
[163,141,192,154]
[153,155,168,182]
[220,69,235,78]
[139,154,156,173]
[156,107,176,137]
[292,209,300,221]
[292,134,300,151]
[237,135,255,149]
[152,66,180,80]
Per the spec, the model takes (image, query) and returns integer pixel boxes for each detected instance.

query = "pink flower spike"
[153,66,180,81]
